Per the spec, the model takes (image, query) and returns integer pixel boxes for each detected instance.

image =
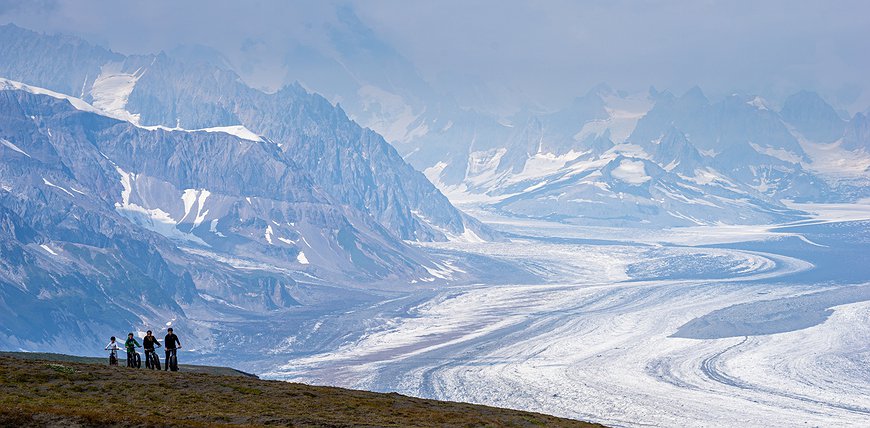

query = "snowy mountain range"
[0,24,488,351]
[0,21,868,353]
[0,24,489,243]
[199,11,868,227]
[403,86,870,226]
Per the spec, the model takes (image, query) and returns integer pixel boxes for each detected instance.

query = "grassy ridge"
[0,351,257,378]
[0,354,604,427]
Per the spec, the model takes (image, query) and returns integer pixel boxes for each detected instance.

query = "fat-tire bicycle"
[144,348,161,370]
[165,348,179,372]
[124,349,142,368]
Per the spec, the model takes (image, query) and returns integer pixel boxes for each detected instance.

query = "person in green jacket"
[124,333,141,368]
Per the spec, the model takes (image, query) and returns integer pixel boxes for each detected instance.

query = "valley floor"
[258,202,870,427]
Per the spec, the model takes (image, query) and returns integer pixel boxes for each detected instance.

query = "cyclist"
[164,328,182,372]
[124,332,141,368]
[105,336,121,366]
[142,330,162,370]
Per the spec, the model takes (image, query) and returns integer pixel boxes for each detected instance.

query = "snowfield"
[259,205,870,427]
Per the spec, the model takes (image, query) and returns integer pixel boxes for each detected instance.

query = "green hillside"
[0,351,257,378]
[0,353,604,427]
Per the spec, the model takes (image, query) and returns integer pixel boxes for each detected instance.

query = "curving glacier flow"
[259,206,870,427]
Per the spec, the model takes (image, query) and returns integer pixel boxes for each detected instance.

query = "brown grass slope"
[0,355,604,427]
[0,351,257,378]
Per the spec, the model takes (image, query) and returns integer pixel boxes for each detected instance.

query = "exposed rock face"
[0,24,488,243]
[843,113,870,152]
[780,90,847,144]
[0,88,450,351]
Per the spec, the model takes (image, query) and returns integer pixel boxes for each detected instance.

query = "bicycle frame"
[144,349,161,370]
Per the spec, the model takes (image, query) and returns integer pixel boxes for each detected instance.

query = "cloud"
[0,0,867,111]
[355,0,870,109]
[0,0,57,15]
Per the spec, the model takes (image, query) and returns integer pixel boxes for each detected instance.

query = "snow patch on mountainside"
[611,159,651,184]
[465,148,508,189]
[177,189,212,229]
[39,244,58,256]
[357,84,426,143]
[90,62,146,124]
[198,125,263,142]
[749,142,803,164]
[1,138,30,157]
[209,219,226,237]
[747,96,770,110]
[139,124,265,142]
[455,227,486,243]
[114,167,206,245]
[575,93,653,144]
[0,77,100,114]
[180,189,198,223]
[42,178,74,197]
[423,161,449,187]
[192,190,210,228]
[515,150,585,182]
[265,225,274,245]
[792,131,870,178]
[679,168,739,189]
[2,77,266,145]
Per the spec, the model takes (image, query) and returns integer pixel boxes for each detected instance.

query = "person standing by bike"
[164,328,182,372]
[124,333,141,368]
[105,336,121,366]
[143,330,162,370]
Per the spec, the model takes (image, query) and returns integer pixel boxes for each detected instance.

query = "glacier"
[255,206,870,427]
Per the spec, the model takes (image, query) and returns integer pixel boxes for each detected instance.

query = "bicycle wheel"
[170,355,178,371]
[133,352,141,368]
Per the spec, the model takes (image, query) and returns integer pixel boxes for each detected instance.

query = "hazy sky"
[1,0,868,112]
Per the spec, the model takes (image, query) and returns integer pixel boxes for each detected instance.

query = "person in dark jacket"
[143,330,162,370]
[164,328,182,371]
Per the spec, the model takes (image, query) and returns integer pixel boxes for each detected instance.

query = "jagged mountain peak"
[780,90,846,143]
[585,130,615,155]
[653,127,705,174]
[602,155,663,186]
[782,90,835,111]
[843,112,870,152]
[680,85,708,105]
[0,25,491,243]
[649,88,676,103]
